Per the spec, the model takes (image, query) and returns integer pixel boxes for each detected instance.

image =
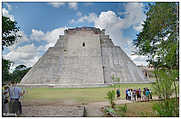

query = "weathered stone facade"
[20,27,150,87]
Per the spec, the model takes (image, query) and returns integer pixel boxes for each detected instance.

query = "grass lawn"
[117,101,157,117]
[23,83,153,104]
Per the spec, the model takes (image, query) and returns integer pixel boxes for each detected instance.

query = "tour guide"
[9,81,25,115]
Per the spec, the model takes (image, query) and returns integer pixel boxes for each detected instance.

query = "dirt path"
[86,99,132,117]
[20,96,159,117]
[21,99,132,117]
[85,96,160,117]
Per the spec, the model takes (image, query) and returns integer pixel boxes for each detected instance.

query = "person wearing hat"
[8,81,25,115]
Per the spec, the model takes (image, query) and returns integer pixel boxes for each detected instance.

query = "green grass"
[23,83,153,104]
[118,101,157,117]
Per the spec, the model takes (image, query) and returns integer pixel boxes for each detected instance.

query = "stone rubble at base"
[20,27,151,87]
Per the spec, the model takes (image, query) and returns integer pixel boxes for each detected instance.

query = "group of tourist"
[2,81,25,116]
[125,88,152,101]
[116,88,152,101]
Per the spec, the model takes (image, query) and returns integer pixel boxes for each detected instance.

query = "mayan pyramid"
[20,27,150,87]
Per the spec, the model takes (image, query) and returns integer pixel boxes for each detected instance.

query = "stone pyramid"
[20,27,150,88]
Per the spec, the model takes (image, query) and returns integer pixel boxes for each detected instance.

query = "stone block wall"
[20,27,150,87]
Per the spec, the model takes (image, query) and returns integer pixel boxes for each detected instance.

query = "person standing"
[133,89,136,101]
[143,88,146,101]
[145,89,150,101]
[136,89,139,101]
[126,89,128,100]
[130,89,133,101]
[116,88,121,99]
[149,89,152,100]
[3,84,9,115]
[8,81,25,115]
[138,88,142,101]
[127,89,131,100]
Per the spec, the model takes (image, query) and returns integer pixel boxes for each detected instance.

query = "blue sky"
[2,2,148,68]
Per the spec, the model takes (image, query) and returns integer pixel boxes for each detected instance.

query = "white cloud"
[77,13,97,23]
[94,11,124,47]
[2,8,15,21]
[5,3,12,10]
[3,27,66,67]
[49,2,78,10]
[48,2,65,8]
[118,11,128,16]
[30,29,45,41]
[4,44,40,67]
[122,3,145,31]
[129,55,148,66]
[68,3,78,10]
[43,27,66,50]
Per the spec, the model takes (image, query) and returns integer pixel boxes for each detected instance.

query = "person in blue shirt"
[9,81,25,115]
[126,89,128,100]
[145,88,150,101]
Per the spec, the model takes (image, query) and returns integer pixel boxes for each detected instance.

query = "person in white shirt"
[127,89,131,100]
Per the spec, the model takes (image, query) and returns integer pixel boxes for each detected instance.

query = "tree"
[2,58,13,83]
[12,65,31,83]
[2,16,21,50]
[2,16,22,83]
[134,3,178,70]
[134,3,179,116]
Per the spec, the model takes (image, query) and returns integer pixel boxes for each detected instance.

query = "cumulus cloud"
[48,2,65,8]
[2,8,15,21]
[43,27,65,50]
[77,13,97,23]
[94,11,125,47]
[4,44,40,67]
[30,29,45,41]
[68,3,78,10]
[129,55,148,66]
[48,2,78,10]
[122,3,145,31]
[3,27,66,68]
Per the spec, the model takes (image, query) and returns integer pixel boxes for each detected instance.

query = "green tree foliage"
[152,98,179,116]
[2,60,31,83]
[2,58,13,83]
[12,65,31,83]
[106,90,116,108]
[152,69,178,100]
[134,3,178,69]
[134,3,179,116]
[2,16,21,50]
